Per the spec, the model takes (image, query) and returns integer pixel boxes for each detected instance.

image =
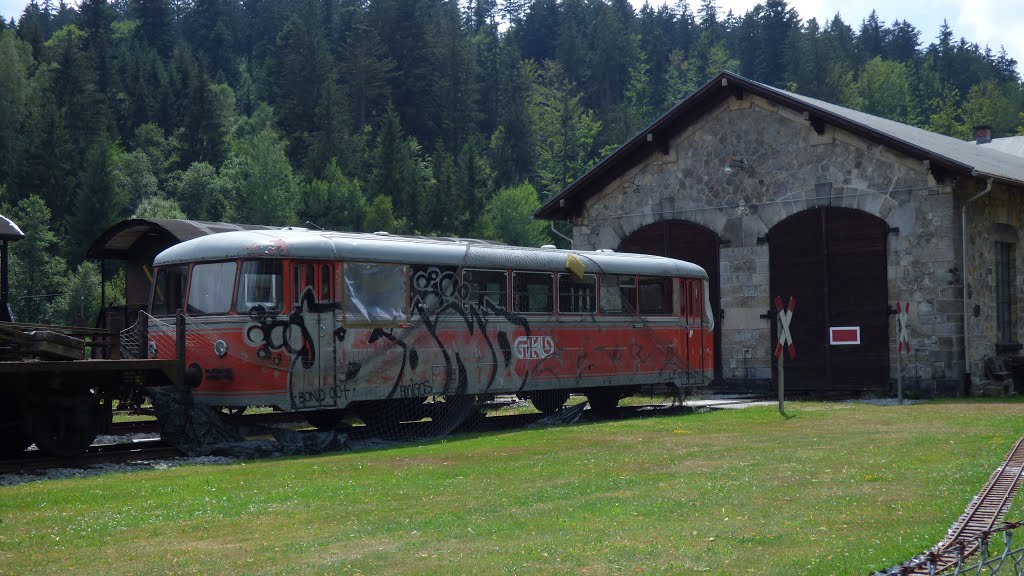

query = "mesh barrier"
[138,239,713,457]
[872,521,1024,576]
[119,317,145,360]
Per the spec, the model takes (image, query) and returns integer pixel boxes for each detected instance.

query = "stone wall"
[962,180,1024,394]
[571,93,974,395]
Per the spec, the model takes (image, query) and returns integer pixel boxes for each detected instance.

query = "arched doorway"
[768,207,888,393]
[619,220,723,383]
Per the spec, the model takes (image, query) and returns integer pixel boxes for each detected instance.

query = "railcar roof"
[153,228,707,278]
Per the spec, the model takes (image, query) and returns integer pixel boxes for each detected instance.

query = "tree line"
[0,0,1021,324]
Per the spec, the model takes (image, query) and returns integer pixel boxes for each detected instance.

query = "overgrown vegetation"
[0,0,1021,324]
[2,400,1024,574]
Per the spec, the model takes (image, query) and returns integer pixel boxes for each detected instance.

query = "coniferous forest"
[0,0,1022,325]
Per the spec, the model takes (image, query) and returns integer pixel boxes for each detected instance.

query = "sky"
[0,0,1021,71]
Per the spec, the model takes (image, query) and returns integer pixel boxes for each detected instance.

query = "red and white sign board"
[774,296,796,359]
[896,300,911,353]
[829,326,861,345]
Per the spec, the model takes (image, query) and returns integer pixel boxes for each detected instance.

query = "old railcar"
[144,228,713,425]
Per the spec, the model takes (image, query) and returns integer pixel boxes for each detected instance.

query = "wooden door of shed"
[768,207,888,393]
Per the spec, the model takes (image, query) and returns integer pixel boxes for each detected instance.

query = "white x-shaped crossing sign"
[775,295,796,359]
[896,300,911,353]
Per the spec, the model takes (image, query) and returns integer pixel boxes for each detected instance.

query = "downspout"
[961,176,994,392]
[550,221,573,250]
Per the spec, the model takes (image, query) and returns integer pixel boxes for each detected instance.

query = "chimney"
[974,125,993,145]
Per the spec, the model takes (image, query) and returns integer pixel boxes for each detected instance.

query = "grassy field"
[3,399,1024,575]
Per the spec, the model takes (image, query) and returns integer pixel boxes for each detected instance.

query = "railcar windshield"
[236,260,283,313]
[151,265,187,316]
[187,261,237,314]
[345,262,408,322]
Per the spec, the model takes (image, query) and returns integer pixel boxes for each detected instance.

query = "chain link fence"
[873,521,1024,576]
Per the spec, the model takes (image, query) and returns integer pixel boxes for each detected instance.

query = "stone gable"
[570,92,1011,396]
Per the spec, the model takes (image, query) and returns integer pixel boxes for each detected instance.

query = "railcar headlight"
[214,339,228,358]
[148,341,157,356]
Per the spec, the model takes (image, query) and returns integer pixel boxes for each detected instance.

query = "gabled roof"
[87,219,279,259]
[535,71,1024,221]
[0,214,25,242]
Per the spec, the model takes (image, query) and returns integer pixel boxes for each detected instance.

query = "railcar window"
[292,263,317,305]
[151,265,187,316]
[320,264,332,301]
[638,276,674,315]
[600,274,637,315]
[680,279,691,318]
[344,262,408,322]
[410,265,460,316]
[512,272,553,313]
[462,269,508,310]
[702,279,715,330]
[691,280,702,320]
[236,260,283,313]
[187,262,237,314]
[558,273,596,314]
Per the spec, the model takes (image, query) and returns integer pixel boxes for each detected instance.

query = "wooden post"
[778,347,785,415]
[140,313,149,359]
[897,350,903,405]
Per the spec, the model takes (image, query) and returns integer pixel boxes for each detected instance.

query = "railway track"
[878,435,1024,575]
[0,439,182,475]
[2,397,721,472]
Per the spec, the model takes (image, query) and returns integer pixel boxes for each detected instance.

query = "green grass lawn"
[3,400,1024,575]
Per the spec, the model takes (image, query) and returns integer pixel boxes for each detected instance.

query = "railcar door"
[287,261,340,410]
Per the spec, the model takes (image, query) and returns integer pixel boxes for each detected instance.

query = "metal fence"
[873,521,1024,576]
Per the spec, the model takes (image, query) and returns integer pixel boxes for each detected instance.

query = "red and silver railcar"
[146,228,713,421]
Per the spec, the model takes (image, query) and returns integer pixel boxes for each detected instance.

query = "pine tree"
[529,61,601,198]
[7,195,68,323]
[186,0,239,83]
[176,59,226,166]
[426,0,480,151]
[0,30,31,184]
[368,107,430,227]
[339,19,395,131]
[131,0,174,56]
[491,56,535,187]
[265,0,335,169]
[855,10,883,66]
[71,139,126,260]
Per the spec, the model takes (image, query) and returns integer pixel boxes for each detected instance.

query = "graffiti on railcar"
[242,287,349,409]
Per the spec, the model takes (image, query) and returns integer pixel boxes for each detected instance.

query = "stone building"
[535,71,1024,396]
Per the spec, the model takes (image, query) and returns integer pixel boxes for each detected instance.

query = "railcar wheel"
[530,390,570,415]
[438,394,484,430]
[306,410,345,430]
[586,389,621,416]
[31,391,103,457]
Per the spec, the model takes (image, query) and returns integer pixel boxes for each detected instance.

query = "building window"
[996,242,1017,344]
